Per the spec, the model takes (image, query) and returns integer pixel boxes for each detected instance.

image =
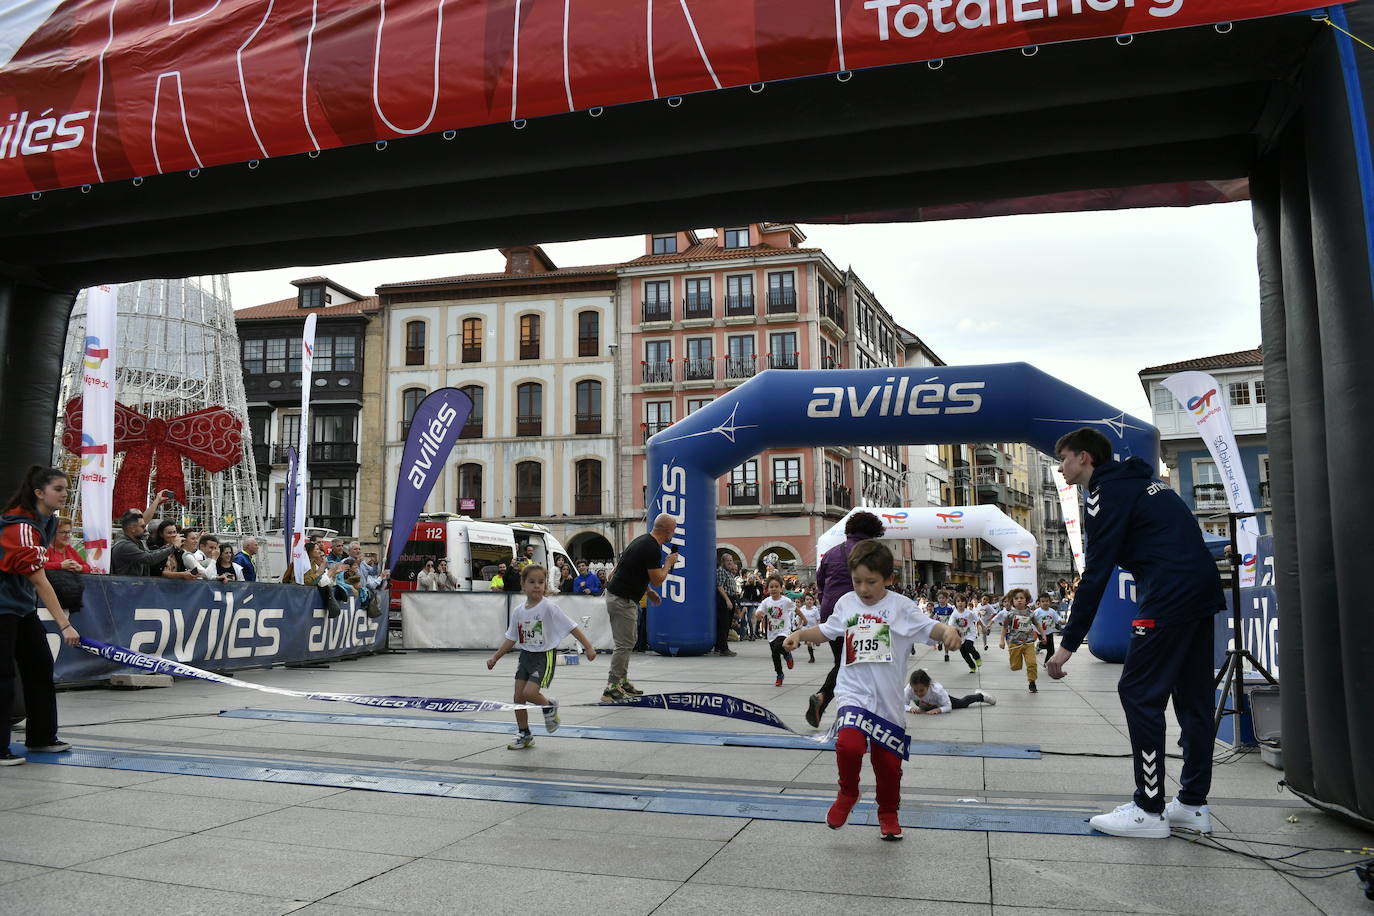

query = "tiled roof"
[376,263,620,289]
[625,236,822,266]
[235,296,380,320]
[1138,348,1262,375]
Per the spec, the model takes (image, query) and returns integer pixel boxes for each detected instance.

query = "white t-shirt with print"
[1034,607,1060,634]
[504,598,578,652]
[819,590,937,724]
[798,602,820,627]
[949,608,979,642]
[758,595,797,640]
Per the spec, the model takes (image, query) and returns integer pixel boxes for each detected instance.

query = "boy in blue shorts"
[487,564,596,749]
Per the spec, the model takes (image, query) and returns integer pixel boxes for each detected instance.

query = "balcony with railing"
[643,421,673,443]
[460,419,482,439]
[266,516,284,530]
[682,357,715,382]
[272,444,293,464]
[578,336,599,357]
[405,346,424,366]
[725,294,755,317]
[513,497,541,517]
[1193,483,1227,511]
[519,340,539,360]
[822,356,840,370]
[766,289,798,314]
[826,484,853,508]
[772,480,804,505]
[683,295,713,320]
[974,445,1008,467]
[310,442,358,463]
[724,355,757,379]
[516,415,541,437]
[642,301,672,323]
[728,482,759,506]
[575,412,601,434]
[461,345,482,363]
[574,493,602,516]
[642,360,673,384]
[820,295,845,331]
[769,352,799,370]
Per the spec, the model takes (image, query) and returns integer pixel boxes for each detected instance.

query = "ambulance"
[388,515,574,607]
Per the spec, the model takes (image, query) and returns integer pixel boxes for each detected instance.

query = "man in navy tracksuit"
[1047,428,1224,838]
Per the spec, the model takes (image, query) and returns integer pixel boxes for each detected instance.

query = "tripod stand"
[1212,511,1277,742]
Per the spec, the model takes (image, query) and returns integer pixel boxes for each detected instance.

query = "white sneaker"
[1165,798,1212,834]
[542,698,560,734]
[980,693,996,706]
[1089,802,1170,839]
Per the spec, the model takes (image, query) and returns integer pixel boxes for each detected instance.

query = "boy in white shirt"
[487,564,597,749]
[755,574,796,686]
[905,668,995,713]
[785,540,962,840]
[977,596,999,650]
[949,596,983,674]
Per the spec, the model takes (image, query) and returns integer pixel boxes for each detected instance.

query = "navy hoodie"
[1061,457,1224,652]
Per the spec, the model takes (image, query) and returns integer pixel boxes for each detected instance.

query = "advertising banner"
[387,388,473,571]
[1161,370,1260,586]
[1216,534,1278,676]
[44,576,385,684]
[0,0,1326,198]
[1052,467,1085,575]
[77,284,116,572]
[290,313,316,583]
[283,445,298,565]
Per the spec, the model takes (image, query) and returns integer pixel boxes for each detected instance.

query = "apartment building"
[236,277,384,547]
[374,247,620,560]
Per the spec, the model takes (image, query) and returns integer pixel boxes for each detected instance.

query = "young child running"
[999,587,1045,693]
[755,574,797,686]
[487,564,596,749]
[785,540,962,840]
[905,669,995,714]
[949,596,983,673]
[797,592,820,662]
[929,591,954,662]
[1034,593,1061,664]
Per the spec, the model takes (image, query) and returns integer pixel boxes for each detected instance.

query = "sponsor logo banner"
[1215,535,1278,676]
[1052,467,1084,574]
[0,0,1320,198]
[833,705,911,759]
[79,285,116,572]
[1161,370,1260,586]
[48,576,386,683]
[387,388,474,571]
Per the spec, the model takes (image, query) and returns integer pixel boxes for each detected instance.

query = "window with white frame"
[1228,381,1251,406]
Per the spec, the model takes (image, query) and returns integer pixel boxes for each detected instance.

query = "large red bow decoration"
[62,397,244,517]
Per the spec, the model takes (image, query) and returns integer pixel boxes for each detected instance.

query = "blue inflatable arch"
[644,363,1160,656]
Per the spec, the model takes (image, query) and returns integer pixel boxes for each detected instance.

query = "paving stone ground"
[3,636,1370,915]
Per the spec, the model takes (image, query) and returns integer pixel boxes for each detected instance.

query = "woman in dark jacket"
[0,466,81,765]
[805,510,885,728]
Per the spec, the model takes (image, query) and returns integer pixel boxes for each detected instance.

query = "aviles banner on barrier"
[0,0,1328,198]
[1215,535,1278,677]
[45,575,385,684]
[1161,370,1260,587]
[387,388,473,571]
[78,284,116,572]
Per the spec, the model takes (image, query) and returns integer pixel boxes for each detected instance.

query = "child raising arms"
[785,540,962,840]
[487,564,596,749]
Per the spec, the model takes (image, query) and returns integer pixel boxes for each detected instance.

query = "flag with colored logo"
[386,388,473,571]
[1161,370,1260,587]
[1052,467,1085,575]
[79,285,117,572]
[289,314,316,583]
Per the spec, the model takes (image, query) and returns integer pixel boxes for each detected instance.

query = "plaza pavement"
[2,634,1370,915]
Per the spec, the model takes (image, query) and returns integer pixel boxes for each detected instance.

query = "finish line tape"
[77,637,859,746]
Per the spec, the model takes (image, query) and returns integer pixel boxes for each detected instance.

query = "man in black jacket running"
[1047,427,1224,839]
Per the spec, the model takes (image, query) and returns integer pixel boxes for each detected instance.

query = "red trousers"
[834,727,903,814]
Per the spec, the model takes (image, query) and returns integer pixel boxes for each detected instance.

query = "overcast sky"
[227,201,1261,419]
